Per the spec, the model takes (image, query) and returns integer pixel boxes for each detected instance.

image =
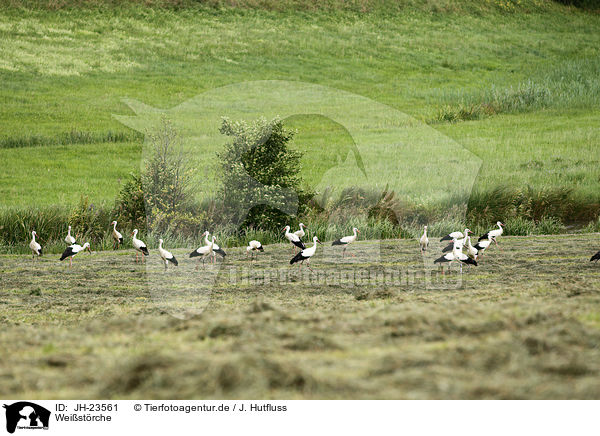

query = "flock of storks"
[26,219,600,272]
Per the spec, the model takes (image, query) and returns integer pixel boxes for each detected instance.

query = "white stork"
[283,225,305,252]
[478,221,504,249]
[60,242,91,267]
[590,250,600,263]
[131,229,149,263]
[440,228,472,242]
[111,221,123,250]
[294,223,308,239]
[465,235,478,260]
[203,232,226,258]
[246,240,264,259]
[158,239,178,270]
[419,225,429,252]
[189,235,218,268]
[290,236,322,271]
[65,225,76,245]
[442,231,470,253]
[473,235,497,257]
[29,231,42,261]
[332,227,360,257]
[434,238,477,273]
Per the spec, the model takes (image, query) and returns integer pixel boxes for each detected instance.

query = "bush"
[68,196,111,243]
[113,172,146,232]
[217,116,313,231]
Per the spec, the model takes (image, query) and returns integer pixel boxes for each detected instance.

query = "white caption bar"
[0,400,596,436]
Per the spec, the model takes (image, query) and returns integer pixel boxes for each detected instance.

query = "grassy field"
[1,234,599,399]
[0,3,599,214]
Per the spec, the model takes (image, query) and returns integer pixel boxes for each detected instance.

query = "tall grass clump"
[0,130,140,149]
[430,58,600,123]
[466,185,599,228]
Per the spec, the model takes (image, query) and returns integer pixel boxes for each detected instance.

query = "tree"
[217,116,312,230]
[141,118,200,235]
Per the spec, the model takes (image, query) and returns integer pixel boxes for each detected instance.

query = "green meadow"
[0,1,599,241]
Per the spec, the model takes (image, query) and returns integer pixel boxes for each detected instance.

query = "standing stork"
[158,239,178,270]
[473,235,497,257]
[203,232,227,258]
[478,221,504,249]
[294,223,308,240]
[29,231,42,261]
[283,225,305,252]
[419,225,429,252]
[60,242,91,267]
[111,221,123,250]
[290,236,322,271]
[246,240,264,259]
[434,239,477,274]
[65,225,76,245]
[440,228,472,242]
[332,227,360,257]
[189,235,218,269]
[465,235,478,260]
[131,229,149,263]
[442,230,470,253]
[591,250,600,263]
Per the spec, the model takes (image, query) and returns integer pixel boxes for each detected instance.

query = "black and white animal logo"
[3,402,50,434]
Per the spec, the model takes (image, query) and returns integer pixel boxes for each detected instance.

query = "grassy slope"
[0,4,599,207]
[1,234,600,398]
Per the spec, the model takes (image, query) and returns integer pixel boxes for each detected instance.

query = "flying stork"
[60,242,91,267]
[158,239,178,270]
[131,229,149,263]
[290,236,322,271]
[65,225,76,245]
[283,225,305,252]
[419,225,429,252]
[332,227,360,257]
[111,221,123,250]
[246,240,264,259]
[29,231,42,261]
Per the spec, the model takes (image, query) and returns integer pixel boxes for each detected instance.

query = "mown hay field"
[1,234,599,399]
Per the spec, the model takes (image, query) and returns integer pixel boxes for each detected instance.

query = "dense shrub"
[217,117,313,231]
[113,172,146,232]
[68,196,112,243]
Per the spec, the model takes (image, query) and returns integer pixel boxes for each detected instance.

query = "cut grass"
[1,234,600,398]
